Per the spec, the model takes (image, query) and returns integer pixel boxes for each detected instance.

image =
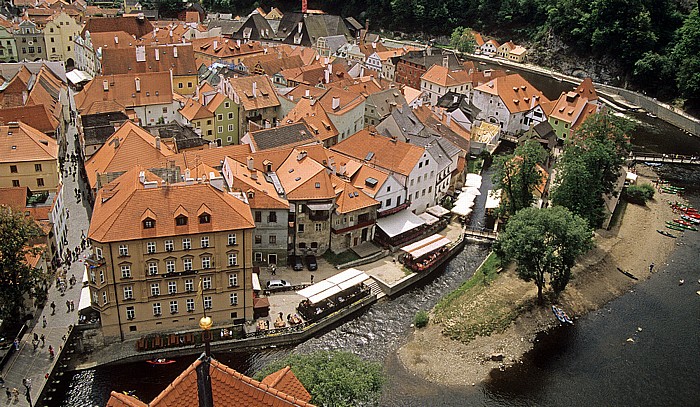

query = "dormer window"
[199,213,211,224]
[247,191,255,199]
[143,218,155,229]
[176,215,188,226]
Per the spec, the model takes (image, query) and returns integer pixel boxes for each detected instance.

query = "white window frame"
[168,281,177,294]
[183,258,193,271]
[201,236,209,248]
[203,296,212,310]
[153,302,161,316]
[123,286,133,300]
[148,262,158,275]
[151,283,160,296]
[166,259,175,273]
[228,234,236,245]
[202,256,211,269]
[165,240,174,251]
[169,300,178,314]
[228,253,237,266]
[185,279,194,292]
[146,241,156,254]
[229,273,238,287]
[202,276,212,290]
[186,298,195,311]
[121,265,131,278]
[126,306,135,320]
[229,292,238,306]
[118,244,128,256]
[182,238,191,250]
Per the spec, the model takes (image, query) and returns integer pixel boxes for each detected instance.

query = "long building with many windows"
[86,166,255,343]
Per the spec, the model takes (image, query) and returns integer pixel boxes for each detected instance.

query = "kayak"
[147,358,176,365]
[681,215,700,224]
[667,221,697,231]
[673,219,693,227]
[666,224,685,231]
[552,305,574,325]
[657,229,677,238]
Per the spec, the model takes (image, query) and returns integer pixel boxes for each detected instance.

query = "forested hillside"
[196,0,699,106]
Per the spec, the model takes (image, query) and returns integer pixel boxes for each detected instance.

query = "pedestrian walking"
[40,334,45,347]
[70,300,74,312]
[5,387,10,401]
[14,338,19,350]
[50,301,56,315]
[649,262,655,272]
[42,315,47,328]
[48,345,54,359]
[310,275,314,284]
[33,333,38,342]
[66,300,71,312]
[24,378,31,392]
[11,387,18,402]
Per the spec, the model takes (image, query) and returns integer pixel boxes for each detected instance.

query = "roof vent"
[294,177,301,181]
[314,182,320,188]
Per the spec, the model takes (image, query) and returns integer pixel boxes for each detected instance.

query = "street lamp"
[199,315,213,356]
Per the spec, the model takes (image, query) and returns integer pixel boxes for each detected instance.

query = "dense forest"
[194,0,699,107]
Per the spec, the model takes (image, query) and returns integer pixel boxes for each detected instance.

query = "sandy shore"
[397,169,684,387]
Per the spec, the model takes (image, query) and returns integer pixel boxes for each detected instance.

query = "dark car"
[291,255,304,271]
[305,254,318,271]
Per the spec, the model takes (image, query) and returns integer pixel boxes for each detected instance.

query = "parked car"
[266,279,292,291]
[290,255,304,271]
[305,254,318,271]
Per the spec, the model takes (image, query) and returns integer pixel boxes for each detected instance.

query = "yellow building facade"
[0,123,60,192]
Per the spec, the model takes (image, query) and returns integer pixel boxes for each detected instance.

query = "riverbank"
[397,168,683,387]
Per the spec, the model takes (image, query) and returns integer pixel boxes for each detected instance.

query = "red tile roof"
[0,122,58,163]
[474,73,550,114]
[81,16,154,38]
[101,44,197,77]
[75,71,173,114]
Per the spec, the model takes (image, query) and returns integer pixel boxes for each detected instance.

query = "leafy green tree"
[671,7,700,100]
[493,140,548,218]
[450,26,476,53]
[254,351,385,407]
[0,206,44,324]
[494,206,593,304]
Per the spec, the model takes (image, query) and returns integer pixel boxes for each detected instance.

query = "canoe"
[673,219,693,227]
[147,359,176,365]
[667,221,697,231]
[681,215,700,224]
[657,229,677,238]
[552,305,574,325]
[617,267,639,280]
[666,224,685,231]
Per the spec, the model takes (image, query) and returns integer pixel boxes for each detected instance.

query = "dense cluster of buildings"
[0,2,601,344]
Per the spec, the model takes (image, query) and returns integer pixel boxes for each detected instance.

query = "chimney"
[135,77,141,92]
[339,162,346,175]
[324,69,329,84]
[297,150,307,161]
[139,171,146,184]
[252,81,257,97]
[155,49,160,61]
[324,57,329,65]
[102,80,109,91]
[305,89,310,98]
[236,39,241,47]
[173,46,178,57]
[213,40,218,48]
[442,55,448,68]
[446,112,452,126]
[328,63,332,74]
[247,156,254,170]
[114,36,119,44]
[332,97,340,110]
[250,169,258,180]
[155,136,161,150]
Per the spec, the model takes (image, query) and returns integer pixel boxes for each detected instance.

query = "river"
[55,68,700,406]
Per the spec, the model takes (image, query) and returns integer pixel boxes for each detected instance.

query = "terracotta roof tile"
[191,37,264,60]
[81,16,154,38]
[331,175,379,214]
[316,86,364,116]
[88,31,138,50]
[331,128,424,177]
[474,73,550,114]
[421,65,470,87]
[88,166,254,243]
[179,98,213,121]
[0,104,59,135]
[75,71,173,114]
[224,156,288,210]
[276,148,335,200]
[106,391,148,407]
[229,75,280,112]
[349,164,389,198]
[0,122,58,163]
[101,44,197,77]
[283,98,339,142]
[574,77,598,101]
[249,122,318,151]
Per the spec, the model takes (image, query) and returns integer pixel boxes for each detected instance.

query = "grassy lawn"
[433,253,535,343]
[323,250,360,266]
[467,157,484,174]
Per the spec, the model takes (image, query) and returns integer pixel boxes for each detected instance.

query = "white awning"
[309,285,342,304]
[462,186,481,196]
[426,205,450,217]
[297,268,370,304]
[252,272,261,291]
[465,173,482,188]
[338,273,369,290]
[401,234,448,253]
[307,202,334,211]
[452,198,474,216]
[297,280,335,298]
[376,210,426,238]
[78,286,92,311]
[626,172,638,182]
[418,212,439,225]
[66,69,92,85]
[326,268,366,285]
[485,189,502,209]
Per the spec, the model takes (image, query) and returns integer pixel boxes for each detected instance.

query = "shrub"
[625,183,655,204]
[414,310,429,328]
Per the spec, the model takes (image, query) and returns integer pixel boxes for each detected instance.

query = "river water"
[56,68,700,406]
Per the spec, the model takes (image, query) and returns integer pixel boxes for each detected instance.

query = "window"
[228,253,237,266]
[207,120,212,125]
[415,192,419,199]
[99,270,104,283]
[228,125,234,132]
[118,245,129,256]
[255,235,262,244]
[218,126,223,133]
[168,281,177,294]
[202,256,211,269]
[185,279,193,292]
[147,241,156,254]
[299,242,306,249]
[9,165,17,173]
[228,234,237,245]
[203,276,212,290]
[230,293,238,306]
[315,223,322,232]
[203,296,212,309]
[37,178,44,187]
[188,82,193,88]
[35,163,42,172]
[166,259,175,273]
[148,262,158,275]
[178,82,183,88]
[151,283,160,296]
[217,114,223,121]
[228,112,233,119]
[425,159,430,166]
[102,291,107,305]
[254,211,262,222]
[28,46,34,53]
[199,213,210,224]
[123,286,133,300]
[12,180,19,187]
[410,179,414,186]
[428,186,432,193]
[182,238,191,250]
[186,298,195,311]
[254,252,263,262]
[120,265,131,278]
[310,242,318,249]
[229,273,238,287]
[419,162,422,168]
[298,224,305,233]
[165,240,174,251]
[169,300,178,314]
[268,212,277,223]
[126,306,135,320]
[224,102,230,108]
[176,215,188,226]
[201,236,209,248]
[162,107,168,114]
[422,189,426,196]
[183,258,192,271]
[153,303,161,315]
[269,235,276,244]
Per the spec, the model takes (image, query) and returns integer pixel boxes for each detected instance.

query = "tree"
[671,7,700,100]
[450,27,476,53]
[0,206,44,324]
[254,351,385,407]
[493,140,548,219]
[494,206,593,304]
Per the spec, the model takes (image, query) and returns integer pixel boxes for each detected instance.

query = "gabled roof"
[84,120,176,188]
[276,147,335,200]
[349,164,389,198]
[498,41,516,52]
[191,37,264,60]
[474,73,549,114]
[81,16,153,38]
[101,44,196,77]
[75,71,173,113]
[249,122,317,151]
[178,97,213,121]
[254,55,305,76]
[0,104,59,134]
[223,156,288,210]
[421,65,470,87]
[549,91,590,124]
[283,97,339,143]
[574,77,598,102]
[229,75,280,111]
[331,128,424,177]
[89,166,254,243]
[0,122,58,163]
[170,143,251,170]
[316,86,364,116]
[331,174,379,214]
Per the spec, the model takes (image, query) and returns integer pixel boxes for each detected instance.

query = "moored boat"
[552,305,574,325]
[673,219,693,227]
[681,215,700,224]
[666,224,685,231]
[667,221,697,231]
[146,358,176,365]
[657,229,677,238]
